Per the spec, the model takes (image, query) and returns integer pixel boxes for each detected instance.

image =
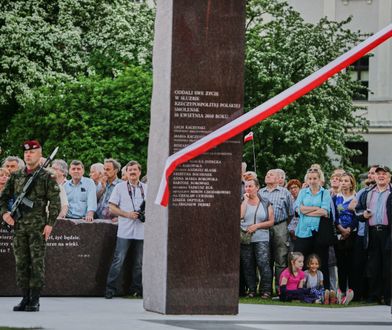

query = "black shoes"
[25,289,40,312]
[13,289,30,312]
[105,291,114,299]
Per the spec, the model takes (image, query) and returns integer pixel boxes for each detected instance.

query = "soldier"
[0,140,61,312]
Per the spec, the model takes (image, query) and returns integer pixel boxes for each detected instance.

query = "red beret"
[22,140,41,151]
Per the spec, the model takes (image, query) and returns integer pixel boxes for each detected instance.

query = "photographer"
[104,160,147,299]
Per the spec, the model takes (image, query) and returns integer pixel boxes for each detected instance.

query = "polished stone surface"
[144,0,246,314]
[0,219,133,296]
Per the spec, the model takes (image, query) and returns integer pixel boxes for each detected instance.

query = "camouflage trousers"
[12,228,46,289]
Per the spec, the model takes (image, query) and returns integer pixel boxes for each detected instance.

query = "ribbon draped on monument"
[156,23,392,207]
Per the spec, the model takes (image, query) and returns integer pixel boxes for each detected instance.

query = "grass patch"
[239,297,376,308]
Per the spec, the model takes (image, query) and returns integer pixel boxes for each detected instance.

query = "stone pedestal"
[0,219,132,296]
[144,0,246,314]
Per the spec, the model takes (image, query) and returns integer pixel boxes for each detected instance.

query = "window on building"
[346,141,368,168]
[349,55,369,100]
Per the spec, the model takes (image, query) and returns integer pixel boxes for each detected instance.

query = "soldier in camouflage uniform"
[0,140,60,312]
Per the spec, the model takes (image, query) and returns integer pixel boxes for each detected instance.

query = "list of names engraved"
[170,89,240,207]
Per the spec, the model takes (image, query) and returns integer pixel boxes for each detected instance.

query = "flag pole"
[252,137,257,173]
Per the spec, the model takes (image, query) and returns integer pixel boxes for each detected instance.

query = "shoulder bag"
[240,201,260,245]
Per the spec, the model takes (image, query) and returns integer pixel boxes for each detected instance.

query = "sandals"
[261,293,271,299]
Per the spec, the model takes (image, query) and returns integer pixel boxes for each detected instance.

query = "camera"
[138,200,146,223]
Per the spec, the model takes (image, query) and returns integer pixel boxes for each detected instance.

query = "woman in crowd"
[294,168,332,289]
[240,178,274,298]
[332,172,357,305]
[287,179,302,252]
[0,168,10,193]
[89,163,105,197]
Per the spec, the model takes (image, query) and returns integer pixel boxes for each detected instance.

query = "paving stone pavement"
[0,297,391,330]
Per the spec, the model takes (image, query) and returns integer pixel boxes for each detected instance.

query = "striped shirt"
[259,185,293,224]
[367,187,390,226]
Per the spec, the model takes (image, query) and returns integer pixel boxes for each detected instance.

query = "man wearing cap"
[356,165,391,305]
[0,140,61,312]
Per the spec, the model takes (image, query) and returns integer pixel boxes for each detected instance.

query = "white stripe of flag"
[156,23,392,207]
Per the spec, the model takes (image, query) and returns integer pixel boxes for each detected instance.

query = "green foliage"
[244,0,368,179]
[3,66,152,170]
[0,0,154,145]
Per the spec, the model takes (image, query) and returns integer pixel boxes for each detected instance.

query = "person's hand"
[42,225,53,241]
[364,209,372,219]
[2,212,15,226]
[100,175,108,187]
[84,211,94,222]
[247,224,258,233]
[129,211,139,220]
[340,227,351,239]
[111,217,118,223]
[243,193,250,202]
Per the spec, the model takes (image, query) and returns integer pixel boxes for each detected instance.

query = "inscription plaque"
[144,0,246,314]
[0,220,132,296]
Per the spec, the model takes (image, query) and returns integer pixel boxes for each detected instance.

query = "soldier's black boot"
[13,289,30,311]
[25,288,40,312]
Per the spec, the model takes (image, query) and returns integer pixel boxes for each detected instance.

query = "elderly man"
[356,165,391,306]
[2,156,25,173]
[96,159,122,220]
[259,169,293,292]
[105,160,146,299]
[0,140,60,312]
[64,160,97,221]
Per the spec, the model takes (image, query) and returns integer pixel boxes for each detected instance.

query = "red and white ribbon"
[156,23,392,207]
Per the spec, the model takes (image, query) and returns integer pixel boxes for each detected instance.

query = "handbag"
[314,190,338,246]
[240,201,260,245]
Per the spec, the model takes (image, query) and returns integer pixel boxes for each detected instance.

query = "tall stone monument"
[144,0,246,314]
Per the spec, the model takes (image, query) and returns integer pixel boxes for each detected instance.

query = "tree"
[0,0,154,146]
[244,0,367,178]
[3,66,152,170]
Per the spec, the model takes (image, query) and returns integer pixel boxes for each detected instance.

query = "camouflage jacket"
[0,168,61,228]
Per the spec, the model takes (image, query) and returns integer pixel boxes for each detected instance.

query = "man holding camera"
[104,160,147,299]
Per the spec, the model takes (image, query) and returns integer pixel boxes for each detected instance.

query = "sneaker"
[337,289,343,305]
[342,289,354,305]
[330,290,337,304]
[324,290,330,305]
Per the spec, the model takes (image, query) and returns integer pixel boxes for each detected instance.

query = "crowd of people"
[0,141,147,311]
[240,163,391,306]
[1,140,391,311]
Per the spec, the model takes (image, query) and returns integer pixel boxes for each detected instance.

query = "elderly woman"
[0,168,10,193]
[50,159,69,218]
[240,178,274,298]
[287,179,302,251]
[89,163,105,198]
[294,168,332,289]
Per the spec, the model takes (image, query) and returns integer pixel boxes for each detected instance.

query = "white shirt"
[109,181,147,240]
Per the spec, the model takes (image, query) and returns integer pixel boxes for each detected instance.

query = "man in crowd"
[64,160,97,221]
[96,159,122,220]
[0,140,60,312]
[356,165,391,306]
[259,169,293,292]
[105,160,146,299]
[2,156,25,173]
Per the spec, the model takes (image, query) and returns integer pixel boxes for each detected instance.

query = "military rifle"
[2,147,59,231]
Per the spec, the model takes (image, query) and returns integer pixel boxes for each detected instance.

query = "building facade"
[286,0,392,167]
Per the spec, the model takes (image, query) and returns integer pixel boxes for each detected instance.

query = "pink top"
[279,268,305,291]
